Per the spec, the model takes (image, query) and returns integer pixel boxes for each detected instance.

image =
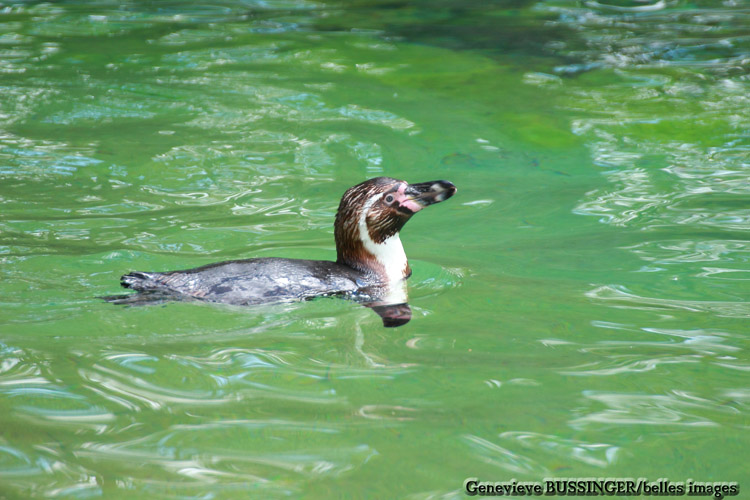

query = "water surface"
[1,0,748,498]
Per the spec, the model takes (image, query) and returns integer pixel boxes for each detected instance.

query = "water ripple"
[570,390,739,428]
[75,423,377,486]
[563,355,700,376]
[498,431,620,468]
[544,0,750,73]
[0,358,114,432]
[586,285,750,318]
[78,352,342,411]
[626,239,749,265]
[558,324,744,376]
[463,435,547,475]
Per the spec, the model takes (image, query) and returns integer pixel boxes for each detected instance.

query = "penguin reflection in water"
[106,177,457,327]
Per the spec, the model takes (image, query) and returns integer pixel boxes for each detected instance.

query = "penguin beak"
[404,180,457,211]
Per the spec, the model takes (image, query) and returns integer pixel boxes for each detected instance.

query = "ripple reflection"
[499,431,619,468]
[463,435,547,475]
[586,285,750,318]
[570,390,737,428]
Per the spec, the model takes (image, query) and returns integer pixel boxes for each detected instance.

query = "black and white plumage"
[106,177,456,326]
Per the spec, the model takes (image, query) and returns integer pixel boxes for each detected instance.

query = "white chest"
[357,196,409,283]
[364,233,408,282]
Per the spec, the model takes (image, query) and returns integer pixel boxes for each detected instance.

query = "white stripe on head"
[358,192,408,283]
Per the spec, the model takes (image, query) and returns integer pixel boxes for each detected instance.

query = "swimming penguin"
[107,177,456,326]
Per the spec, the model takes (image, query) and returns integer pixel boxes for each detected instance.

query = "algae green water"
[1,0,748,498]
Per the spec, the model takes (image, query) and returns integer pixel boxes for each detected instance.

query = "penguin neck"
[335,201,411,284]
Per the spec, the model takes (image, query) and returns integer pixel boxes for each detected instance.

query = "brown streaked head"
[334,177,456,277]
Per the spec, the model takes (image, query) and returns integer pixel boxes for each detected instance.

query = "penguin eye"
[384,194,394,204]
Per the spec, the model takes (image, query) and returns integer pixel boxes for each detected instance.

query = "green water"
[1,0,748,498]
